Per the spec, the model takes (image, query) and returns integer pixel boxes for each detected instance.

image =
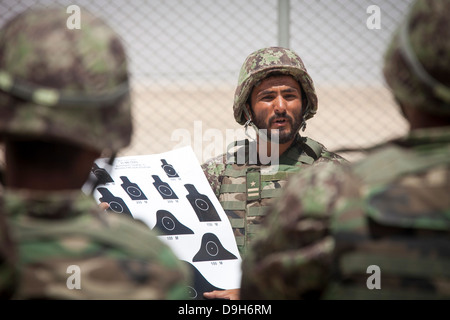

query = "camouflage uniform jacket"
[5,189,191,299]
[0,193,17,299]
[240,126,450,299]
[202,134,346,256]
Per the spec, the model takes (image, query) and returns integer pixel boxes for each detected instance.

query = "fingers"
[203,289,240,300]
[99,202,110,210]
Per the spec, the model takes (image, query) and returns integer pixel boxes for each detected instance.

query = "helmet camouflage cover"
[233,46,318,125]
[0,7,132,152]
[383,0,450,115]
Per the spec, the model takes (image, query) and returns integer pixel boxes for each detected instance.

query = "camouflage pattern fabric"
[202,153,227,200]
[233,46,318,126]
[202,135,346,198]
[241,127,450,299]
[5,189,190,299]
[202,134,346,256]
[0,7,132,153]
[0,194,18,299]
[383,0,450,115]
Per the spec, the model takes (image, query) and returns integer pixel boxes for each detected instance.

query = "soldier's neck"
[4,141,100,191]
[256,137,294,158]
[402,103,450,130]
[5,169,84,191]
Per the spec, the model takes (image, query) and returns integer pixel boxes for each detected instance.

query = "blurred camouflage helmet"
[233,46,318,126]
[0,7,132,152]
[383,0,450,116]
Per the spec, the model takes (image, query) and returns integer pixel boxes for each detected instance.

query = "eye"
[283,93,299,100]
[259,94,274,102]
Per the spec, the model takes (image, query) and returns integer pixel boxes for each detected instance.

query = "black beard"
[252,113,301,144]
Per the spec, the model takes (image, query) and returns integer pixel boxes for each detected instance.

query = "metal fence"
[0,0,414,162]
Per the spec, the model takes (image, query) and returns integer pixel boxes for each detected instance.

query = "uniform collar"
[227,133,304,165]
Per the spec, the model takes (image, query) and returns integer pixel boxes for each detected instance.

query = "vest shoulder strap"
[301,137,324,160]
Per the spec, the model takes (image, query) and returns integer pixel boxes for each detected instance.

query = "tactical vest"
[218,136,324,255]
[324,142,450,299]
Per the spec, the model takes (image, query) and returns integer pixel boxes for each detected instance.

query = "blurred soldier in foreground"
[0,198,17,298]
[240,0,450,299]
[0,7,190,299]
[202,47,346,299]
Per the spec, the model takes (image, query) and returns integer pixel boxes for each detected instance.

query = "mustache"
[268,113,294,124]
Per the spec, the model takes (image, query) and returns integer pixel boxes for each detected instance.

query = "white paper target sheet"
[83,146,242,299]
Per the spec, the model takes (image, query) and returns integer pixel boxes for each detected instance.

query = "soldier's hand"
[203,289,240,300]
[99,202,110,210]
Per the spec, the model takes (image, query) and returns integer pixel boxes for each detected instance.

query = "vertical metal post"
[278,0,290,48]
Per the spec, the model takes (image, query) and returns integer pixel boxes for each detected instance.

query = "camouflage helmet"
[0,7,132,152]
[383,0,450,115]
[233,46,318,126]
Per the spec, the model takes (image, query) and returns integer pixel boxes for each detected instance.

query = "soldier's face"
[248,75,303,144]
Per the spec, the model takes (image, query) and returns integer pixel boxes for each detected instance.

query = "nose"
[273,94,287,114]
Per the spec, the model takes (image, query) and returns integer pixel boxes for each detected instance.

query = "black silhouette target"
[127,186,141,197]
[159,185,172,196]
[193,233,237,262]
[109,201,124,213]
[161,159,179,178]
[153,210,194,235]
[206,241,219,256]
[183,261,224,300]
[91,163,114,185]
[152,175,178,200]
[195,198,209,211]
[120,176,147,200]
[97,187,132,217]
[185,184,220,222]
[162,216,175,231]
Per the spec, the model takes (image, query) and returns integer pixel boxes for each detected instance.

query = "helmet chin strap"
[243,107,266,141]
[300,118,307,131]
